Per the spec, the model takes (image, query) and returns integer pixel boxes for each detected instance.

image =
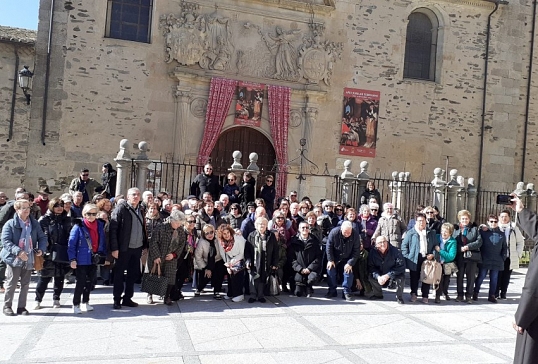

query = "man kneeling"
[368,236,406,304]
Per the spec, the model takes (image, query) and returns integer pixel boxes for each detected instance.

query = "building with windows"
[0,0,536,200]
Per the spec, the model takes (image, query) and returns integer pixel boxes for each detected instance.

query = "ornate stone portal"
[160,1,342,85]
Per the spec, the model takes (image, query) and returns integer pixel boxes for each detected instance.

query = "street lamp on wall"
[18,65,33,105]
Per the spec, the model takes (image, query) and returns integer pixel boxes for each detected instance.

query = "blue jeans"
[327,261,354,295]
[474,268,499,297]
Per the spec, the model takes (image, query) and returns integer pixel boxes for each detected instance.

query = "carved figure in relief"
[269,26,301,80]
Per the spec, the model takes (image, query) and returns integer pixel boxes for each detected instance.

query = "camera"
[496,194,512,205]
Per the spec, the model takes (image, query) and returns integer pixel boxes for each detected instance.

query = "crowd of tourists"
[0,163,528,316]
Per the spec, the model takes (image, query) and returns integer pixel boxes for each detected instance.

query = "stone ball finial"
[341,160,354,179]
[249,152,258,163]
[434,168,442,177]
[360,161,368,171]
[527,183,535,191]
[392,171,398,179]
[344,160,352,169]
[398,172,405,181]
[468,177,475,186]
[517,181,525,190]
[138,141,148,152]
[231,150,243,170]
[233,150,242,159]
[116,138,131,160]
[449,169,458,178]
[119,139,129,149]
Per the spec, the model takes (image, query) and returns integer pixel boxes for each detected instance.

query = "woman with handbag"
[68,203,106,314]
[452,210,483,304]
[194,224,226,299]
[434,223,458,303]
[216,224,246,302]
[402,212,437,303]
[147,210,186,305]
[34,198,73,309]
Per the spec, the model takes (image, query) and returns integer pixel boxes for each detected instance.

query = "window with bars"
[106,0,153,43]
[403,11,438,81]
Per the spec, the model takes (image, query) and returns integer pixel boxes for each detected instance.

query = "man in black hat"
[34,185,52,216]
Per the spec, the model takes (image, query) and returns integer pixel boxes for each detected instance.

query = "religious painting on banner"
[339,88,380,157]
[234,81,265,127]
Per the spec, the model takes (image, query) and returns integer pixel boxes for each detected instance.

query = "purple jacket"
[358,216,378,250]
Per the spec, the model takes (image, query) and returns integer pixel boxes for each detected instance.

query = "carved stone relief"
[161,1,341,86]
[190,98,207,118]
[289,109,303,128]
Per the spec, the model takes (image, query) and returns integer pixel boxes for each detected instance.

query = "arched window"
[403,9,439,81]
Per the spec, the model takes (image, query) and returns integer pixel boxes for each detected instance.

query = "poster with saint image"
[339,88,380,157]
[234,81,265,127]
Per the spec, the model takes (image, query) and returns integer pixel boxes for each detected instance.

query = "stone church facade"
[0,0,537,200]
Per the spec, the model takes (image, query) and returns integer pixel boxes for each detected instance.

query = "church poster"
[339,88,380,157]
[234,81,265,127]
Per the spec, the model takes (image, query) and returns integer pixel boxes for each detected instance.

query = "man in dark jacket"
[510,195,538,364]
[109,187,148,309]
[291,222,321,297]
[368,235,406,303]
[325,221,361,301]
[190,164,221,202]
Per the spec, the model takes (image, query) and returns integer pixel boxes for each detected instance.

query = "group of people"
[0,168,529,313]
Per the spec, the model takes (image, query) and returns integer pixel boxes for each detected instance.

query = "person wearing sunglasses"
[194,225,226,300]
[68,203,106,314]
[190,163,221,202]
[474,215,507,303]
[290,221,321,297]
[1,199,47,316]
[69,168,103,204]
[224,203,244,230]
[34,198,73,310]
[259,176,276,217]
[423,205,442,234]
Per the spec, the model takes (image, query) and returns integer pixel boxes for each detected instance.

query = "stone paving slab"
[0,269,526,364]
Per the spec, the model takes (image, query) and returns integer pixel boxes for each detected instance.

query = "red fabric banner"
[197,77,238,167]
[267,85,290,199]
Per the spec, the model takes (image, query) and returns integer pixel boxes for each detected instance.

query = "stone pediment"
[159,1,342,87]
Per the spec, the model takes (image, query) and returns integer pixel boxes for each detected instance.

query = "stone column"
[340,160,355,205]
[431,168,446,218]
[303,106,318,160]
[135,141,151,192]
[445,169,460,223]
[390,171,398,206]
[174,87,191,163]
[467,178,477,219]
[114,139,131,196]
[513,182,526,206]
[526,183,537,212]
[456,175,466,213]
[356,161,370,206]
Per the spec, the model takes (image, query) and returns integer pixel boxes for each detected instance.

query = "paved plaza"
[0,269,524,364]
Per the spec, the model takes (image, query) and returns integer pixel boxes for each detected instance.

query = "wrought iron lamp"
[18,65,33,105]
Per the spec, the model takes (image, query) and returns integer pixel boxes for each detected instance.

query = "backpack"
[420,260,442,289]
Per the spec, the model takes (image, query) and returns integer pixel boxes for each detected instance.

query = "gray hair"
[359,204,370,214]
[255,216,268,227]
[15,192,29,200]
[169,210,186,223]
[82,203,98,216]
[341,221,353,230]
[127,187,140,196]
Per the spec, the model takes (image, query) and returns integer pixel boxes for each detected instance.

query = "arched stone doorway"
[210,126,276,187]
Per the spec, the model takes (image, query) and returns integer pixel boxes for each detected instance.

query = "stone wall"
[0,0,534,201]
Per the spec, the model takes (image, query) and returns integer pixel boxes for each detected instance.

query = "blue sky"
[0,0,40,30]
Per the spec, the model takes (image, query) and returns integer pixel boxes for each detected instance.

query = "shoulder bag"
[420,259,442,289]
[141,262,169,297]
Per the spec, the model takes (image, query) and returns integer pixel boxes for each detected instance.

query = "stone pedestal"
[114,139,132,196]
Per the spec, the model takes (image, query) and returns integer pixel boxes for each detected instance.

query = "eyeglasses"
[205,168,213,171]
[206,231,215,235]
[335,209,343,212]
[187,220,196,223]
[81,174,89,177]
[267,180,273,183]
[276,217,285,220]
[86,212,98,216]
[230,207,238,210]
[18,207,31,211]
[371,209,378,211]
[290,195,297,197]
[300,227,310,230]
[489,220,498,223]
[228,179,235,181]
[426,211,435,214]
[53,204,64,208]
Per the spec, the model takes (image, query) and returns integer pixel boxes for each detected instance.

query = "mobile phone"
[496,194,512,205]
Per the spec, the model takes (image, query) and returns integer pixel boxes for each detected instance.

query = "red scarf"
[84,219,99,252]
[219,237,235,253]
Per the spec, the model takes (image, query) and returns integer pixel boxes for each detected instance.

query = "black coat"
[195,209,225,233]
[190,172,221,201]
[109,201,149,253]
[240,178,256,211]
[291,234,321,283]
[326,227,361,266]
[368,244,406,280]
[259,184,276,214]
[101,170,117,197]
[245,230,280,280]
[38,211,73,277]
[514,208,538,364]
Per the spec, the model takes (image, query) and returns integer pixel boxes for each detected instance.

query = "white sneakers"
[53,300,61,308]
[82,303,94,312]
[34,302,41,310]
[231,294,244,302]
[73,303,93,314]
